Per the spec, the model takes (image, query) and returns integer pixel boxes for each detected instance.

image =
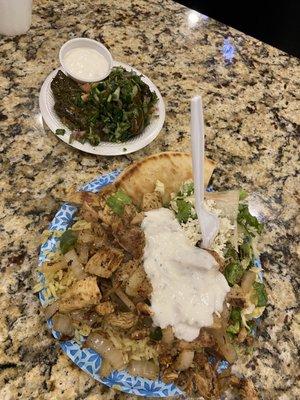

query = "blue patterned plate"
[38,171,263,397]
[38,170,183,397]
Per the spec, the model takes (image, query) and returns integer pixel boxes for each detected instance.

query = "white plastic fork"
[191,95,220,248]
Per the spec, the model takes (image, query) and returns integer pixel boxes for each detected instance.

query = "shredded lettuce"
[237,204,263,237]
[226,308,242,336]
[106,190,132,216]
[179,181,194,196]
[224,261,244,286]
[253,282,268,307]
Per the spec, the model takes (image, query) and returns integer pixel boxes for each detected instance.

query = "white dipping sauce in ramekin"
[59,38,113,83]
[64,47,109,82]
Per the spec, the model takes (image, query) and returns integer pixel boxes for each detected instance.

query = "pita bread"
[115,152,216,205]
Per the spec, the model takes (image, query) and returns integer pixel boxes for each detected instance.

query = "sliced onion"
[99,358,113,377]
[127,360,159,380]
[44,301,59,320]
[85,333,125,370]
[70,309,99,326]
[211,329,237,364]
[115,288,136,311]
[174,350,194,371]
[63,249,86,279]
[241,271,256,293]
[52,313,74,337]
[162,326,174,345]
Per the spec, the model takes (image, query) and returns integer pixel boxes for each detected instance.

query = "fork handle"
[191,95,205,217]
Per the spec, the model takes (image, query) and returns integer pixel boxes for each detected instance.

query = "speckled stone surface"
[0,0,299,399]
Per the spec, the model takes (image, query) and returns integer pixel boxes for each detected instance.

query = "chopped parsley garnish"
[55,128,66,135]
[60,229,77,254]
[237,204,263,237]
[253,282,268,307]
[176,199,192,223]
[106,190,132,216]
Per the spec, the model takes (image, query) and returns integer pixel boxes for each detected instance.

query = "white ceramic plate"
[39,61,165,156]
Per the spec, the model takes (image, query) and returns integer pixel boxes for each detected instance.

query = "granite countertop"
[0,0,299,399]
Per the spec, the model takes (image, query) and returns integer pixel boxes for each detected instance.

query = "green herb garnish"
[239,189,248,200]
[149,327,162,341]
[224,261,244,286]
[55,128,66,135]
[180,181,194,196]
[176,199,192,223]
[226,308,242,336]
[253,282,268,307]
[106,190,132,216]
[237,204,263,237]
[230,308,242,323]
[60,229,77,254]
[227,321,240,335]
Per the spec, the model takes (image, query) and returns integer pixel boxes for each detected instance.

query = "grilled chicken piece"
[122,204,138,225]
[98,205,122,228]
[230,377,259,400]
[162,369,179,384]
[136,302,153,316]
[131,212,145,225]
[178,329,215,350]
[105,312,138,330]
[80,201,99,222]
[65,191,101,207]
[125,267,152,298]
[95,301,114,315]
[130,328,150,340]
[58,276,101,313]
[141,192,162,211]
[193,373,211,398]
[240,379,259,400]
[115,225,145,258]
[112,259,141,288]
[85,246,123,278]
[77,229,95,244]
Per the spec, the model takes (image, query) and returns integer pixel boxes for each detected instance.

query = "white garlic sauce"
[64,47,109,81]
[141,208,230,341]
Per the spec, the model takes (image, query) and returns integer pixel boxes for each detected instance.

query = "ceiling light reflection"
[187,10,207,28]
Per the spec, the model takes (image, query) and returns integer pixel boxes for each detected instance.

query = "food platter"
[37,154,265,398]
[38,170,182,397]
[39,61,165,156]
